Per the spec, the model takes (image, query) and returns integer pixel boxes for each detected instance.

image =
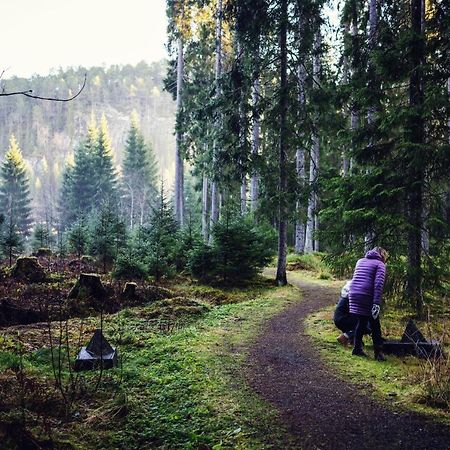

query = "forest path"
[247,271,450,450]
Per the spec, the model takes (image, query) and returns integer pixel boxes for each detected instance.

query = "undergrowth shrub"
[112,253,148,280]
[189,217,276,283]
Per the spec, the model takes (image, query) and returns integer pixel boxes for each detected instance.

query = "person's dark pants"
[353,314,383,349]
[335,316,371,338]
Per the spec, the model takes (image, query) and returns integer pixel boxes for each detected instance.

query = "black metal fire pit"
[383,319,443,359]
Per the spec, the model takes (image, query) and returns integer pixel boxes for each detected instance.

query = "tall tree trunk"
[349,4,359,176]
[241,177,247,214]
[175,38,185,225]
[305,32,321,253]
[276,0,288,286]
[420,0,429,253]
[250,76,260,213]
[406,0,425,316]
[210,0,223,236]
[446,73,450,224]
[364,0,377,249]
[202,174,209,242]
[342,20,351,176]
[295,62,307,253]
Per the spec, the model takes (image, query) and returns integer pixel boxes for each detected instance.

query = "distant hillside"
[0,61,176,220]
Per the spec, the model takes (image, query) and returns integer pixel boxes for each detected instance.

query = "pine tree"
[122,113,158,227]
[0,135,33,237]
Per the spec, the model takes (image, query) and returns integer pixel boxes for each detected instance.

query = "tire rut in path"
[247,274,450,450]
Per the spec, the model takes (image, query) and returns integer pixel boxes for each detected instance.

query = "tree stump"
[68,273,108,314]
[11,256,46,282]
[68,273,107,299]
[121,282,138,302]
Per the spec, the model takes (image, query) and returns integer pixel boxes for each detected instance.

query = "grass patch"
[305,305,450,425]
[1,279,300,449]
[286,252,334,280]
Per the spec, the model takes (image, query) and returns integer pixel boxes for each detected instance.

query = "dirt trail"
[247,273,450,450]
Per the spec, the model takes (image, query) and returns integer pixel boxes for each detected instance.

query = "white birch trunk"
[210,0,223,235]
[250,77,260,212]
[175,37,185,225]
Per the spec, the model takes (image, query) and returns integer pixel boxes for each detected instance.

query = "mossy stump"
[68,273,108,314]
[11,257,46,283]
[121,282,138,302]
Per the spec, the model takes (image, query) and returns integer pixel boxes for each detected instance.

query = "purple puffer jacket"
[348,250,386,316]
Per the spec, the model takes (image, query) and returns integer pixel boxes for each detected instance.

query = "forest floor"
[1,255,449,449]
[248,269,450,450]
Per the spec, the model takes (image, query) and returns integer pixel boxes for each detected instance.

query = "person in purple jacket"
[349,247,388,361]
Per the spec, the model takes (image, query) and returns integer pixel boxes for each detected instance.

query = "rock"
[11,256,46,283]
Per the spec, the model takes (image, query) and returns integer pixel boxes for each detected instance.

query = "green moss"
[2,280,301,449]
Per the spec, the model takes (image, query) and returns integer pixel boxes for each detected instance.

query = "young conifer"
[0,135,33,236]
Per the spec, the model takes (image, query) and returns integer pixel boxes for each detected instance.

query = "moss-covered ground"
[0,278,300,449]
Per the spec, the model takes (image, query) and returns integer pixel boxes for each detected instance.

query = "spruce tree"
[122,113,158,227]
[143,183,178,282]
[60,119,98,226]
[88,202,126,273]
[67,218,89,258]
[94,114,119,208]
[0,135,33,236]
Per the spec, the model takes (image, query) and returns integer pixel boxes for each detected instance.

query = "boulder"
[11,257,46,283]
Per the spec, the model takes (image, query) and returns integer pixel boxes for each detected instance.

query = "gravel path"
[247,273,450,450]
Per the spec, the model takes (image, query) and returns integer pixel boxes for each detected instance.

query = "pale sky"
[1,0,168,78]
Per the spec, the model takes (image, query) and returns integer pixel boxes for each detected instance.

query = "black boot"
[352,338,368,357]
[374,345,386,362]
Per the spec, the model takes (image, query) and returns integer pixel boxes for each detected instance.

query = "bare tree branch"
[0,73,87,102]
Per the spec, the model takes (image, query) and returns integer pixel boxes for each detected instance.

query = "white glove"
[371,304,380,320]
